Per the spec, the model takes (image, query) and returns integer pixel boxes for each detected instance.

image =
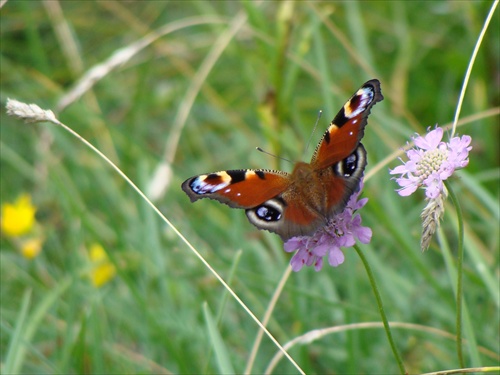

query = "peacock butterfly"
[182,79,383,241]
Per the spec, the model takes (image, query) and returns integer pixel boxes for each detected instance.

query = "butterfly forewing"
[311,79,383,170]
[182,169,291,208]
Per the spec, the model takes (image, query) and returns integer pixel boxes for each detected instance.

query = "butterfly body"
[182,80,383,240]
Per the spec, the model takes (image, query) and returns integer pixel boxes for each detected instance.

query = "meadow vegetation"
[1,2,499,374]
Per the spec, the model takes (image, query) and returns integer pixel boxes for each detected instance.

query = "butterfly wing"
[183,168,330,240]
[182,169,307,239]
[318,143,367,217]
[246,197,325,240]
[305,80,382,221]
[311,79,383,169]
[181,169,291,209]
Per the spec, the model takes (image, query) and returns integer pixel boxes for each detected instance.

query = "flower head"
[1,194,37,237]
[390,127,472,199]
[21,237,44,259]
[390,126,472,251]
[284,182,371,272]
[89,243,116,287]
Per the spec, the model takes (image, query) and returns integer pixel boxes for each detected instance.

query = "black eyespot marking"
[332,146,366,178]
[255,204,282,222]
[255,170,266,179]
[343,153,358,177]
[226,170,246,183]
[206,173,220,180]
[246,198,286,230]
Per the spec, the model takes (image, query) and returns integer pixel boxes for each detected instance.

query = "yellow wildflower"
[21,237,43,259]
[89,243,116,287]
[1,194,36,237]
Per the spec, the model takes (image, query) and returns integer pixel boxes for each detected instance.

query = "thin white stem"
[451,0,498,138]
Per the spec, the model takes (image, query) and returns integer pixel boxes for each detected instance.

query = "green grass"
[1,1,499,374]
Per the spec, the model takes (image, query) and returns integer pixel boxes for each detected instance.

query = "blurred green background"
[1,1,498,374]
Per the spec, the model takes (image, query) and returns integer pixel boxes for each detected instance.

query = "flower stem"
[444,180,465,368]
[354,245,406,374]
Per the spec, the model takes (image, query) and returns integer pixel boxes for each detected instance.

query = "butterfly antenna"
[304,110,323,155]
[256,147,293,164]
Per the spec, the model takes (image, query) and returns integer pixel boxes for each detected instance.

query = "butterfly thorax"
[290,161,314,180]
[287,161,328,218]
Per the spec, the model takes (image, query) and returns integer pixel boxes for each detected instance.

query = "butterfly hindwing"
[320,144,367,218]
[246,196,324,240]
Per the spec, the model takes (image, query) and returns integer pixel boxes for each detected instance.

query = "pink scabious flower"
[284,182,372,272]
[390,126,472,251]
[390,127,472,199]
